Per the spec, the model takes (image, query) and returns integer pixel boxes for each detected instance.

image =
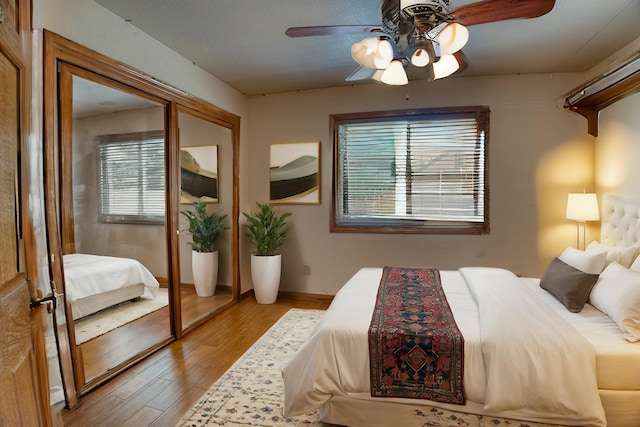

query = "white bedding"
[523,277,640,391]
[283,267,617,427]
[63,254,160,315]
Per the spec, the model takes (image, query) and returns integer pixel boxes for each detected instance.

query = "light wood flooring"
[62,295,331,427]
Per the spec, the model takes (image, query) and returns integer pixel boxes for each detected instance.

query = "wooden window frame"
[331,107,490,234]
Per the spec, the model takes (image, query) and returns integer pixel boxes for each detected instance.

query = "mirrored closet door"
[177,108,234,331]
[58,65,172,389]
[44,31,240,402]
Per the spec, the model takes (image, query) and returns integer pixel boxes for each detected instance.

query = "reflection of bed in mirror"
[63,253,160,320]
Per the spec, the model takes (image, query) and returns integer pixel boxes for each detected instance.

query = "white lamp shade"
[432,54,459,79]
[410,48,431,67]
[436,23,469,55]
[371,69,384,82]
[351,38,393,69]
[566,193,600,221]
[380,60,408,85]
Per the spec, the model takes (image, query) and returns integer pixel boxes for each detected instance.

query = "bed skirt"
[71,283,144,319]
[318,390,640,427]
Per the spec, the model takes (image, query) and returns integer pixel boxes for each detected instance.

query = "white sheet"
[282,267,608,427]
[522,277,640,391]
[63,253,160,302]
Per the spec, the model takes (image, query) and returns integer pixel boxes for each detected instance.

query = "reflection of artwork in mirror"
[180,145,219,204]
[270,142,320,204]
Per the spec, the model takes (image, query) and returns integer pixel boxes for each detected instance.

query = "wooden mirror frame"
[43,30,240,402]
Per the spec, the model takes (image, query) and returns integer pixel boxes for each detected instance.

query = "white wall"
[593,38,640,218]
[596,93,640,197]
[33,0,248,117]
[246,73,596,295]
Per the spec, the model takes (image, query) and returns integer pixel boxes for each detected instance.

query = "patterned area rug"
[74,288,169,344]
[177,308,561,427]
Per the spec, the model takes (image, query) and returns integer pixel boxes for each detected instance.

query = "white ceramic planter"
[251,254,281,304]
[191,250,218,297]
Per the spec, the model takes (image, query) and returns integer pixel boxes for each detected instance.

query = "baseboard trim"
[240,289,334,303]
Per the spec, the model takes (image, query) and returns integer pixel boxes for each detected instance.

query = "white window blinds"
[98,131,165,224]
[334,109,489,233]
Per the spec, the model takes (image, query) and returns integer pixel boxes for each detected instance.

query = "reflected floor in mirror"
[181,285,233,327]
[80,286,232,381]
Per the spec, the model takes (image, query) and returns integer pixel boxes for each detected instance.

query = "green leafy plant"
[181,201,228,252]
[243,202,292,256]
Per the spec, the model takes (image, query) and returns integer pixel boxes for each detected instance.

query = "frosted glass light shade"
[433,54,459,79]
[436,23,469,55]
[411,48,430,67]
[380,60,408,85]
[566,193,600,221]
[351,37,393,69]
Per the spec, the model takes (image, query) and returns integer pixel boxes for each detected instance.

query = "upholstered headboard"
[601,194,640,247]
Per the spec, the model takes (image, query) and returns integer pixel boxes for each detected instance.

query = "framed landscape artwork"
[180,145,219,203]
[269,142,320,204]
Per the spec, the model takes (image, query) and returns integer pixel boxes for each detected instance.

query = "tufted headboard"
[600,194,640,247]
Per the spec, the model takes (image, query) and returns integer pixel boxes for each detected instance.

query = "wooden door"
[0,0,52,425]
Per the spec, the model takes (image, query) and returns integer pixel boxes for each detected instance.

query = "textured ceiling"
[93,0,640,96]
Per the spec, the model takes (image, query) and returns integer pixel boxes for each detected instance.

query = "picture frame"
[180,145,219,204]
[269,141,320,204]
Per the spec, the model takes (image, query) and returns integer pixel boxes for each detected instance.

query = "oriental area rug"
[177,308,561,427]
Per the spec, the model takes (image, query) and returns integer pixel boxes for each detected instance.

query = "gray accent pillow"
[540,257,600,313]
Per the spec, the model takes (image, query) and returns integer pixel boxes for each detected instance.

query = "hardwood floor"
[62,295,330,427]
[80,286,233,383]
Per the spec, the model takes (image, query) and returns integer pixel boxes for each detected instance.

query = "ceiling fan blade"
[451,0,555,26]
[345,66,377,82]
[453,51,469,74]
[286,25,382,38]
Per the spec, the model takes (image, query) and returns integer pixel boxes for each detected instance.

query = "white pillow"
[629,253,640,272]
[558,246,607,275]
[585,241,637,268]
[589,262,640,342]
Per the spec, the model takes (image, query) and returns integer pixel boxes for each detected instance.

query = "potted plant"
[243,202,292,304]
[181,201,228,297]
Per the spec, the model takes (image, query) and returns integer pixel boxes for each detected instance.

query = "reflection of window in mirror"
[97,131,165,224]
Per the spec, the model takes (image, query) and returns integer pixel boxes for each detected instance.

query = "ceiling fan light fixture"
[380,60,409,85]
[351,37,394,69]
[433,54,459,79]
[436,23,469,55]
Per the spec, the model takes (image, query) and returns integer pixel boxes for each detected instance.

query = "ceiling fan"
[286,0,556,85]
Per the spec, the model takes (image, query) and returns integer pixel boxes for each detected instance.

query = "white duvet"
[63,253,160,301]
[282,267,606,427]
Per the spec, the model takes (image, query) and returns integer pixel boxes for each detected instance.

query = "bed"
[63,253,160,320]
[283,194,640,427]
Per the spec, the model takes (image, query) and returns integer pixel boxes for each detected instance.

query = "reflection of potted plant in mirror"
[181,201,228,297]
[243,202,292,304]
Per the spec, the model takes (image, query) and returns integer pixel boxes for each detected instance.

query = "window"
[332,107,489,234]
[97,131,165,224]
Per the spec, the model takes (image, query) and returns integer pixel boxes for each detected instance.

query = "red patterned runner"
[369,267,465,404]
